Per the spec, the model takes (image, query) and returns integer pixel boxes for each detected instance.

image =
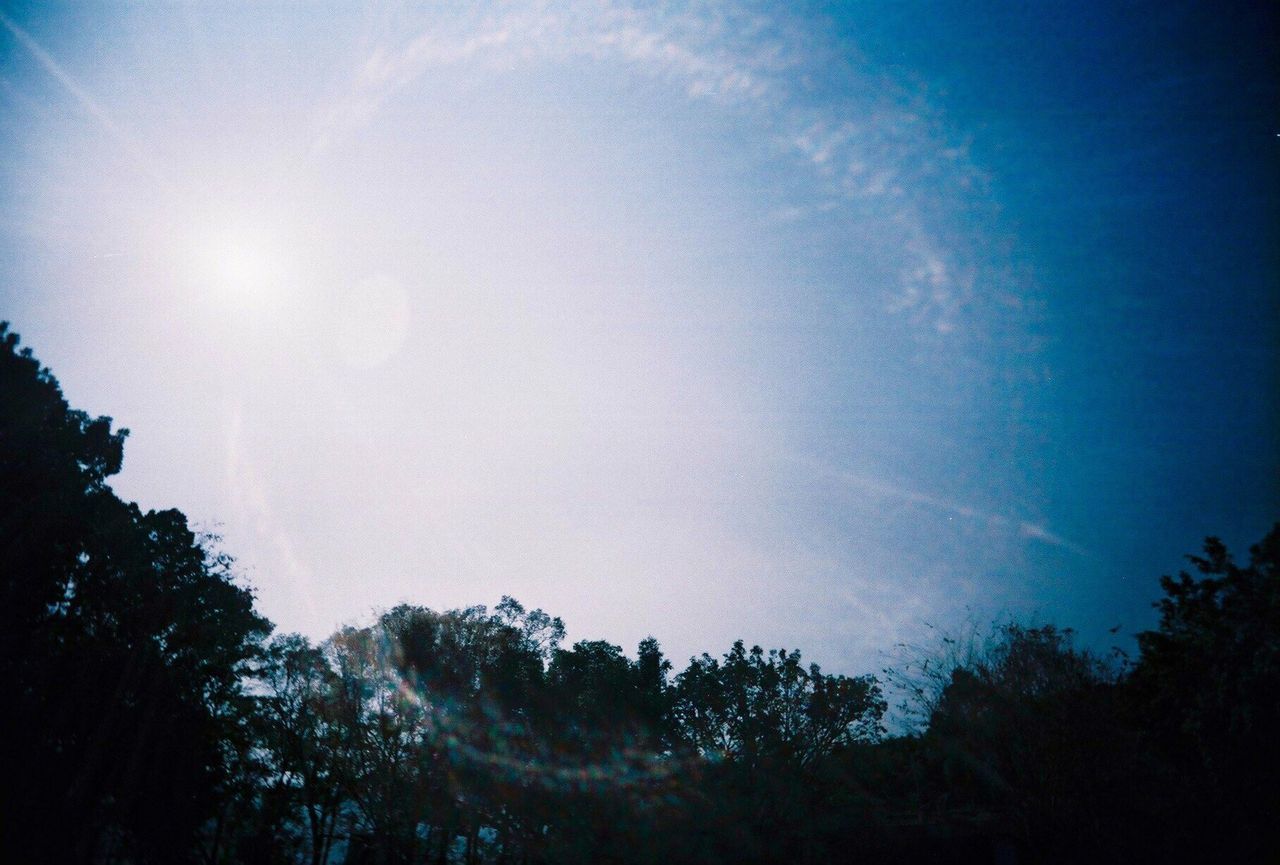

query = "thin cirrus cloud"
[0,10,171,193]
[800,456,1089,559]
[312,2,996,340]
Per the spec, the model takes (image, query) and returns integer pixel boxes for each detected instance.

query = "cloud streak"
[310,2,998,338]
[0,11,170,191]
[792,455,1088,557]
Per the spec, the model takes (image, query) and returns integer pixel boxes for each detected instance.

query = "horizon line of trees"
[2,319,1277,864]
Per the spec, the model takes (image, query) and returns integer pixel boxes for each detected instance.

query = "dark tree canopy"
[1,322,271,863]
[1132,527,1280,859]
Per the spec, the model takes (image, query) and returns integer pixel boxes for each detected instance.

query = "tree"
[666,641,886,865]
[872,619,1225,864]
[313,599,568,864]
[672,640,885,770]
[323,622,429,864]
[1132,526,1280,860]
[0,322,271,862]
[253,634,345,865]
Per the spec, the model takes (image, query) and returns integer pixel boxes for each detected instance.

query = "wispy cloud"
[313,20,521,154]
[792,454,1088,557]
[1015,520,1089,557]
[312,5,795,154]
[309,2,999,338]
[0,10,170,191]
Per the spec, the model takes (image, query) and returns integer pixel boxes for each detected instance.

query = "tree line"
[2,320,1276,864]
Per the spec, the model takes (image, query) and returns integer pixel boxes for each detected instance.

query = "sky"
[1,1,1276,676]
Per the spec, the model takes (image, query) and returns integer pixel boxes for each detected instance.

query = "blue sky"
[1,1,1275,674]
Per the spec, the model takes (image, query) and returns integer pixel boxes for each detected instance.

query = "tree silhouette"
[1132,526,1280,861]
[250,634,346,865]
[922,624,1131,860]
[0,322,271,862]
[673,640,885,768]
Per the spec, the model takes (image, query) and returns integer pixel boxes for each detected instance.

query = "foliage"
[673,640,885,769]
[1132,527,1280,860]
[0,322,272,863]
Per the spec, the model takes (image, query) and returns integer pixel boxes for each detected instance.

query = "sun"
[196,230,289,311]
[220,243,273,294]
[180,185,302,311]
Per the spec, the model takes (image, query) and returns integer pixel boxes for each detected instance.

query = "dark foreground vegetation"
[2,319,1277,864]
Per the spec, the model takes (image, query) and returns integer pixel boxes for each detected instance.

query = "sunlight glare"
[221,243,272,294]
[195,230,290,312]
